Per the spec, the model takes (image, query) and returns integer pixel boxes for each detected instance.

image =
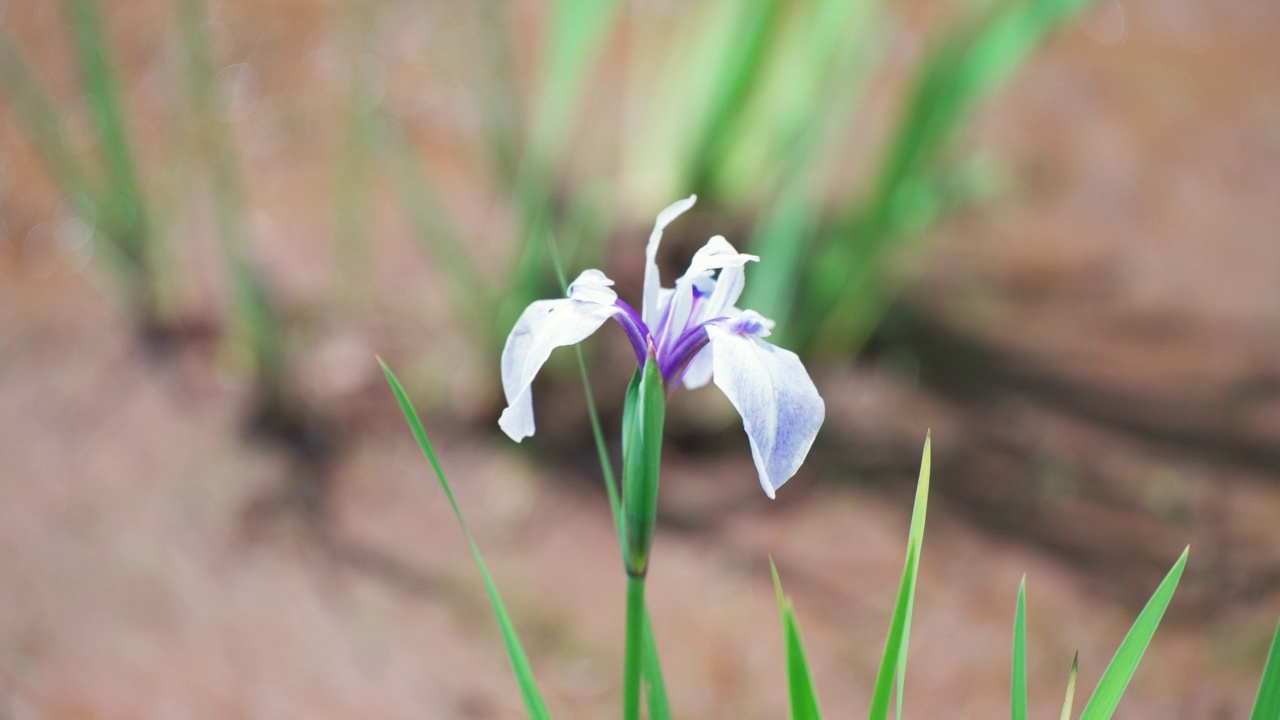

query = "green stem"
[623,573,647,720]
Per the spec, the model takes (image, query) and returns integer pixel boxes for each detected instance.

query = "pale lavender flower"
[499,196,825,498]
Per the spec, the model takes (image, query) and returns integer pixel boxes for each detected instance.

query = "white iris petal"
[643,195,698,328]
[659,235,758,351]
[705,320,824,498]
[498,272,621,442]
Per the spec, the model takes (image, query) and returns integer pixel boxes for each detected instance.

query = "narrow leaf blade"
[772,561,824,720]
[895,433,931,719]
[1249,618,1280,720]
[1061,653,1079,720]
[380,361,551,720]
[1078,547,1189,720]
[868,541,918,720]
[1012,576,1028,720]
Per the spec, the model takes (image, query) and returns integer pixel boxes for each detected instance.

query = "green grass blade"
[869,433,931,720]
[772,560,824,720]
[1061,653,1079,720]
[1012,576,1028,720]
[1249,619,1280,720]
[1078,546,1189,720]
[380,361,552,720]
[868,540,918,720]
[894,433,931,719]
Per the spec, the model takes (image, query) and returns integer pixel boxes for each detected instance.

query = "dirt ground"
[2,0,1280,718]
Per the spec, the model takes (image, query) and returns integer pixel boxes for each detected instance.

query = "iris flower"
[499,196,824,498]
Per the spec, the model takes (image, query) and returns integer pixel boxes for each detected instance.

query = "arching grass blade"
[1012,576,1028,720]
[380,360,552,720]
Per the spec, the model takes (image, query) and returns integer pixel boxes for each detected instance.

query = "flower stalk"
[621,355,665,720]
[622,355,666,578]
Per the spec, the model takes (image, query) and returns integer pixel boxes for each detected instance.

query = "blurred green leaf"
[369,111,494,331]
[801,0,1099,354]
[530,0,622,159]
[62,0,150,263]
[772,560,825,720]
[0,32,98,204]
[1078,546,1189,720]
[741,0,879,329]
[331,4,380,304]
[0,3,160,320]
[685,0,785,194]
[381,361,552,720]
[1250,618,1280,720]
[177,0,287,400]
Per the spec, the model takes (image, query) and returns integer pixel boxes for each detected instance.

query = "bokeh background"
[2,0,1279,717]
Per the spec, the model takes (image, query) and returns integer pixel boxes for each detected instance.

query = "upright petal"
[643,195,697,328]
[499,293,620,441]
[699,263,747,323]
[705,324,824,498]
[657,236,757,352]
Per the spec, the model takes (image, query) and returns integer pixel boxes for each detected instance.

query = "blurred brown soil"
[3,0,1280,718]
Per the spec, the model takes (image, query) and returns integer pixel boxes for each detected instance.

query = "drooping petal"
[498,282,621,441]
[642,195,697,328]
[705,322,824,498]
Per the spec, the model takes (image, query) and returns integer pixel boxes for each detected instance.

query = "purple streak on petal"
[660,319,724,388]
[612,298,651,367]
[655,276,712,360]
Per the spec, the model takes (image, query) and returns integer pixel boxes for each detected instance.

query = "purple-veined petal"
[499,287,620,441]
[642,195,697,328]
[705,322,823,498]
[657,236,757,353]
